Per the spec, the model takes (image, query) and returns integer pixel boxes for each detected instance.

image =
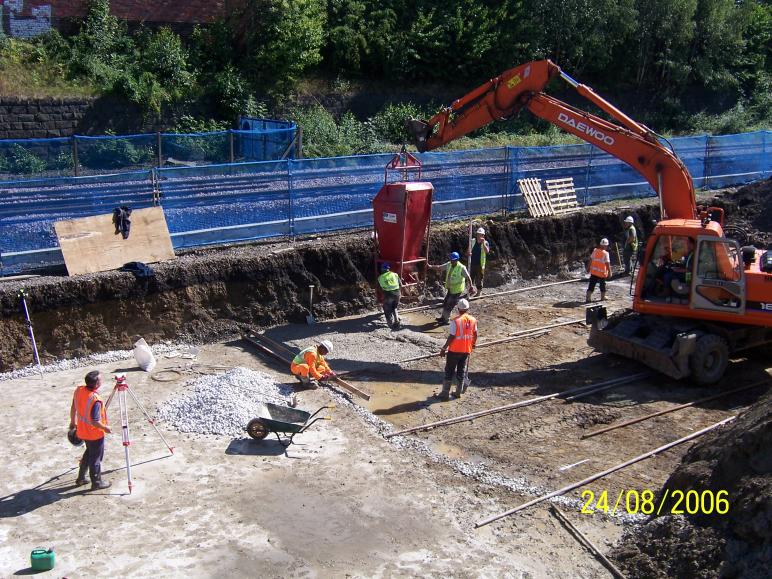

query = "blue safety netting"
[0,171,154,265]
[0,119,297,181]
[75,134,158,176]
[0,138,75,180]
[161,131,230,166]
[1,130,768,274]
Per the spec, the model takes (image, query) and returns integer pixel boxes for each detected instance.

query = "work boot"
[436,380,451,401]
[585,290,592,304]
[600,291,607,301]
[75,461,88,487]
[91,478,111,491]
[90,467,111,491]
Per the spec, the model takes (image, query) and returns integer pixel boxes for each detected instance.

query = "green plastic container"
[30,548,55,571]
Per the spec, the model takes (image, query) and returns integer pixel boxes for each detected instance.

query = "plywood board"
[55,207,175,276]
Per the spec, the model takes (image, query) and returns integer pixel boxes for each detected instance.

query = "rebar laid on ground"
[580,379,771,439]
[399,278,585,314]
[398,318,585,363]
[474,416,736,528]
[550,506,627,579]
[384,372,650,439]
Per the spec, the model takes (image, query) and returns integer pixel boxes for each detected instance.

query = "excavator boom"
[406,60,697,220]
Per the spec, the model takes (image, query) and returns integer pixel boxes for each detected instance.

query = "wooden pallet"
[518,178,553,217]
[545,177,580,215]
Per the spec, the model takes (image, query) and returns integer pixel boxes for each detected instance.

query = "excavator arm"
[406,60,697,220]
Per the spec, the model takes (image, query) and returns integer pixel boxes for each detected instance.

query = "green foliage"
[237,0,326,93]
[368,102,437,144]
[138,27,194,99]
[78,136,154,170]
[0,145,47,175]
[287,105,386,157]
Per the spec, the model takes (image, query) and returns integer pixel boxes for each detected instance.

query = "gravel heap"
[156,367,293,436]
[0,341,192,382]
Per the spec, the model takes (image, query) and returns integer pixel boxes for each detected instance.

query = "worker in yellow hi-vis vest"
[430,251,475,324]
[378,262,403,329]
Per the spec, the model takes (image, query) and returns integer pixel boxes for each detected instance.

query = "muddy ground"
[0,180,770,577]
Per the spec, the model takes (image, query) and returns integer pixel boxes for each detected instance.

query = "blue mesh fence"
[1,130,768,274]
[0,138,75,180]
[76,134,158,176]
[162,131,230,165]
[0,120,297,181]
[0,171,153,267]
[236,117,297,161]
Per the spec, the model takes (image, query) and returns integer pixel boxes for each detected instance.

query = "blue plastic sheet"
[1,130,768,274]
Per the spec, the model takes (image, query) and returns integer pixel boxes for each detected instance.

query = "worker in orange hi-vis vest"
[586,238,612,303]
[438,299,478,401]
[69,370,112,490]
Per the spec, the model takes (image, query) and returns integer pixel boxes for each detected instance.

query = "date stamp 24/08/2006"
[580,489,729,516]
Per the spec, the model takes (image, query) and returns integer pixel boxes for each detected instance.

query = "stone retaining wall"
[0,96,95,139]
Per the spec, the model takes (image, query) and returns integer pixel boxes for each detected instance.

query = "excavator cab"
[691,235,746,314]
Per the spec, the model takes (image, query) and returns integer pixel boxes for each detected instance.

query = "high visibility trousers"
[290,362,311,378]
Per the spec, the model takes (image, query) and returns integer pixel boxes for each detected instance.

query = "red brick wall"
[3,1,227,25]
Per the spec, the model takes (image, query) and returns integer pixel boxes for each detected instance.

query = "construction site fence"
[1,130,768,274]
[0,120,298,181]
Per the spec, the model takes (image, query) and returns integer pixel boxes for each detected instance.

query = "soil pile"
[612,388,772,578]
[710,177,772,247]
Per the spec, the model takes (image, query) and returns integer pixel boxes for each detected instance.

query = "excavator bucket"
[404,119,432,152]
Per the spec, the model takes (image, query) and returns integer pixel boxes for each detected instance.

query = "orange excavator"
[407,60,772,384]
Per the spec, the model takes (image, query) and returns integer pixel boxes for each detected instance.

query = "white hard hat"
[476,227,486,235]
[319,340,333,354]
[600,238,609,246]
[457,298,470,311]
[624,216,634,223]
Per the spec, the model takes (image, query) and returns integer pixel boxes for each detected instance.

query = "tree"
[234,0,327,92]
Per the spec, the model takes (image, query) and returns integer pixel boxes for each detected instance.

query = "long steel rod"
[550,506,626,579]
[399,278,584,313]
[384,372,649,439]
[581,380,770,439]
[398,318,584,363]
[19,290,44,381]
[475,416,736,528]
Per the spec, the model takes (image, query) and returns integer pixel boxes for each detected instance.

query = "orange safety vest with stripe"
[74,386,107,441]
[448,313,477,354]
[589,248,610,279]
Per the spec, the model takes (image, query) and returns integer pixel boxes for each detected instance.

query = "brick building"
[0,0,228,38]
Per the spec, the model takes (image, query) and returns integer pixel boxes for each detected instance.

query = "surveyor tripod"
[105,375,174,493]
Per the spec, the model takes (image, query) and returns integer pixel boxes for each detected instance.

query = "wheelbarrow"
[246,402,334,447]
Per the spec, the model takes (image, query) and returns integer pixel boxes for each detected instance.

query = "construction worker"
[430,251,475,324]
[622,216,638,275]
[468,227,490,295]
[378,262,402,329]
[290,340,334,387]
[69,370,112,490]
[586,238,612,303]
[438,299,478,400]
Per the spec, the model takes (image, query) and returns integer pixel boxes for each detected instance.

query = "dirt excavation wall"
[612,389,772,578]
[0,204,659,372]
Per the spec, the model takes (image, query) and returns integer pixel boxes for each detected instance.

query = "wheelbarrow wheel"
[246,419,269,441]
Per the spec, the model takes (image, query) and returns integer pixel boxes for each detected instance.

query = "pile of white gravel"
[156,367,293,436]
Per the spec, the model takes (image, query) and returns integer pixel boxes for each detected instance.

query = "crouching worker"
[290,340,334,388]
